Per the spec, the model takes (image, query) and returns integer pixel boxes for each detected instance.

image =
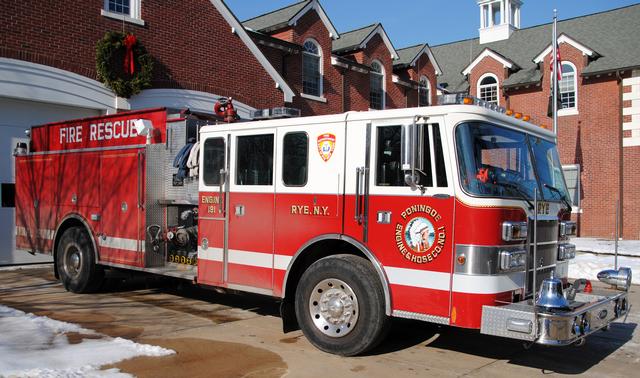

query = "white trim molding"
[0,58,115,113]
[462,48,515,76]
[533,33,597,64]
[407,44,443,76]
[622,71,640,147]
[209,0,295,103]
[361,24,400,60]
[290,0,340,40]
[128,88,256,119]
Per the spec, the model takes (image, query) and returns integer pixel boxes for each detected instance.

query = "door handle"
[219,169,226,215]
[355,167,364,224]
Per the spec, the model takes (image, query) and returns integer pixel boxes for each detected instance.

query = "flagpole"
[552,9,558,135]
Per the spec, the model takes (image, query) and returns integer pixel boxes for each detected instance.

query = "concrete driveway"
[1,266,638,377]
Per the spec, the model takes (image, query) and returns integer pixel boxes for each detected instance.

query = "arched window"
[370,60,385,110]
[559,62,577,109]
[419,76,431,107]
[477,73,499,105]
[302,39,322,97]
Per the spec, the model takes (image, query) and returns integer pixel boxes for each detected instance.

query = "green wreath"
[96,31,153,98]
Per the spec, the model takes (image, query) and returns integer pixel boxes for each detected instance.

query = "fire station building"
[0,0,639,263]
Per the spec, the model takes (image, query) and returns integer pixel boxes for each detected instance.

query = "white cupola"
[478,0,522,44]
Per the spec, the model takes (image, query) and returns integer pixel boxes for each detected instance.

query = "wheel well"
[283,239,367,302]
[53,217,97,278]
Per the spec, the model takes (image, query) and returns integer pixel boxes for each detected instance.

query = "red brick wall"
[503,44,630,238]
[0,0,284,109]
[622,71,640,239]
[403,53,439,107]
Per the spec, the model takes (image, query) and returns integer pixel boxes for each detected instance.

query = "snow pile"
[0,305,174,377]
[572,238,640,257]
[569,253,640,285]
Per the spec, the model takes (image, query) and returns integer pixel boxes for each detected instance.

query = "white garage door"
[0,97,101,265]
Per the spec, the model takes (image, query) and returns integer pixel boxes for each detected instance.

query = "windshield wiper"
[544,184,572,213]
[493,182,534,210]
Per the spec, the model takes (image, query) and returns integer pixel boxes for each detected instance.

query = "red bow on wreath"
[123,34,137,75]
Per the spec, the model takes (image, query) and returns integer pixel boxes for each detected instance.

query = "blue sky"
[225,0,639,47]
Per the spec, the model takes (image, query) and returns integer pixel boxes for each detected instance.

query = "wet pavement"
[0,266,638,377]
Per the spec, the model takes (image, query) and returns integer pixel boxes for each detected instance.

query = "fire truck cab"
[14,97,631,356]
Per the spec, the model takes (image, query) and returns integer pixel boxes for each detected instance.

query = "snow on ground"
[572,237,640,257]
[569,252,640,285]
[0,263,53,271]
[0,305,174,377]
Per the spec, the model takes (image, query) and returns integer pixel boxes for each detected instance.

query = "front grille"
[525,219,559,296]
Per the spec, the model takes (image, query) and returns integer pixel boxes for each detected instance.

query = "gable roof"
[209,0,295,102]
[432,4,640,92]
[461,48,519,75]
[242,0,339,39]
[332,23,399,60]
[394,44,443,75]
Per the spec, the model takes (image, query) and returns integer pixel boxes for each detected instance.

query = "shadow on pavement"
[370,316,636,374]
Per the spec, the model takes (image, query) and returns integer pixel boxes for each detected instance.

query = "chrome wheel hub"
[309,278,358,337]
[63,244,82,278]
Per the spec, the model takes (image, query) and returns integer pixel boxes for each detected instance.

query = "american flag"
[550,43,563,81]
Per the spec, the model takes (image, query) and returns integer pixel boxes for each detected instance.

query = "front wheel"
[295,254,389,356]
[56,227,104,293]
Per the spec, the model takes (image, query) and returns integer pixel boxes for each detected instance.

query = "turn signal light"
[523,115,531,122]
[463,97,474,105]
[514,112,523,119]
[505,109,514,116]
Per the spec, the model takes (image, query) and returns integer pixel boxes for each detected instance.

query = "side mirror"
[401,122,426,191]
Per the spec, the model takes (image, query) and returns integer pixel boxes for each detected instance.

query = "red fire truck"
[14,96,631,356]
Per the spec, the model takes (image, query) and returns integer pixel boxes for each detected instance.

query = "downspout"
[616,70,624,238]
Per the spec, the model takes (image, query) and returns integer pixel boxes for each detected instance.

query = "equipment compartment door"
[197,135,228,287]
[99,150,145,267]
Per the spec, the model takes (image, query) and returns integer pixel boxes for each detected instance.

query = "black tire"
[56,227,104,293]
[295,254,389,356]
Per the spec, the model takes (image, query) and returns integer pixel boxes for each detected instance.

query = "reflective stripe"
[197,247,293,271]
[384,267,451,291]
[16,226,55,240]
[452,272,524,294]
[98,236,144,252]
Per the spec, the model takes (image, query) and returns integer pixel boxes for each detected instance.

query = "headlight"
[558,243,576,260]
[499,249,527,271]
[502,221,528,241]
[560,221,577,237]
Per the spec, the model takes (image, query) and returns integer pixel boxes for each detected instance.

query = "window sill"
[300,93,327,103]
[571,207,583,214]
[101,9,145,26]
[558,108,579,117]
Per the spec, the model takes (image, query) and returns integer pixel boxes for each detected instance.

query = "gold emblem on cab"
[317,133,336,162]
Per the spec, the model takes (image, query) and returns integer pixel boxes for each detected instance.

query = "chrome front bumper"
[480,288,630,345]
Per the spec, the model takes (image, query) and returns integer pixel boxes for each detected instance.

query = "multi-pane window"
[236,134,274,186]
[107,0,130,15]
[302,40,322,97]
[282,132,308,186]
[559,63,577,109]
[562,165,580,208]
[418,76,430,107]
[370,61,385,110]
[478,75,499,104]
[375,124,447,187]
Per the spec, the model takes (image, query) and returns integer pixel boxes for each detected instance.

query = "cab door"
[197,134,228,287]
[226,130,277,291]
[347,117,455,319]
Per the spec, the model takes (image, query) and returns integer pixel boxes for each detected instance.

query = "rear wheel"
[295,254,389,356]
[57,227,103,293]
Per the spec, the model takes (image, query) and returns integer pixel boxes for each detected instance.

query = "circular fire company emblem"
[395,205,446,264]
[317,133,336,162]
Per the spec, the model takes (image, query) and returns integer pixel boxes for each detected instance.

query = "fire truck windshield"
[455,122,569,204]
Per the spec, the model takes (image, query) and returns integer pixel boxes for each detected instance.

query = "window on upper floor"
[419,76,431,107]
[102,0,143,25]
[559,63,577,110]
[302,39,322,98]
[562,164,581,210]
[478,74,499,105]
[370,60,385,110]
